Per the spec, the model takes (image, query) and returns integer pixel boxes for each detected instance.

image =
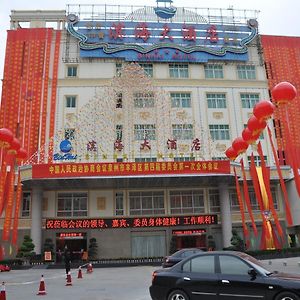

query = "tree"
[88,237,98,260]
[17,235,35,258]
[230,230,245,251]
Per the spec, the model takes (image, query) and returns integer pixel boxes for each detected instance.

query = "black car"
[150,251,300,300]
[162,248,205,268]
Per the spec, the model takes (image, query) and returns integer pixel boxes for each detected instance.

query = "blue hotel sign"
[67,13,258,63]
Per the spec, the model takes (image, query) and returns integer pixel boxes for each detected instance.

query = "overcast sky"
[1,0,299,85]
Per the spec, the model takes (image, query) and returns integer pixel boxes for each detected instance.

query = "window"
[241,93,259,108]
[134,124,156,140]
[174,156,195,162]
[170,190,205,214]
[207,93,226,108]
[57,192,88,217]
[67,66,77,77]
[116,124,123,140]
[229,189,240,212]
[135,157,157,162]
[247,187,278,211]
[116,63,122,76]
[116,93,123,108]
[134,92,155,108]
[169,63,189,78]
[209,189,220,213]
[139,63,153,77]
[247,155,267,166]
[65,96,76,108]
[129,191,165,215]
[115,192,124,216]
[172,124,193,140]
[219,255,250,275]
[182,255,215,273]
[237,65,256,80]
[22,192,31,217]
[64,128,75,140]
[170,92,191,108]
[209,124,230,140]
[204,64,224,79]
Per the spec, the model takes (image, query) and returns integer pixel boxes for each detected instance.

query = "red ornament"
[272,81,297,105]
[232,137,249,155]
[253,100,275,122]
[8,137,21,154]
[16,147,28,160]
[242,128,259,144]
[225,147,238,161]
[0,128,13,148]
[247,116,266,135]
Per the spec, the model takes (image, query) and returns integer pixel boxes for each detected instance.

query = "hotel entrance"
[173,229,206,250]
[56,232,87,262]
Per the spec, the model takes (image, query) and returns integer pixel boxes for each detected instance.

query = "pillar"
[31,187,43,254]
[219,183,232,248]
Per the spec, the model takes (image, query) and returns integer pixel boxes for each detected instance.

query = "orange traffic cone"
[37,275,47,296]
[87,263,93,273]
[0,282,6,300]
[66,272,72,286]
[77,266,83,279]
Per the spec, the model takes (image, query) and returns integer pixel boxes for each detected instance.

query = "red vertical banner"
[233,167,249,240]
[257,142,283,238]
[0,160,8,216]
[11,169,22,245]
[240,159,258,236]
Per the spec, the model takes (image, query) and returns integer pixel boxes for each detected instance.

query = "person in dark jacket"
[64,245,71,275]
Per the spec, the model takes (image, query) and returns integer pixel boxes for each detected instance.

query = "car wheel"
[275,291,300,300]
[168,289,189,300]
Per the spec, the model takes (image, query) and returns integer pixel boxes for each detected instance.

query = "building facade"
[0,4,298,260]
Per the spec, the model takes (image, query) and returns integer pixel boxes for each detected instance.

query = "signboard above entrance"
[66,5,258,62]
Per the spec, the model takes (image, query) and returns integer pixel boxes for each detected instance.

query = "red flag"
[240,158,258,236]
[12,169,22,245]
[0,161,8,215]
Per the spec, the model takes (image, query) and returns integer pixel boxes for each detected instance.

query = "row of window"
[65,92,260,109]
[21,188,278,218]
[67,63,257,80]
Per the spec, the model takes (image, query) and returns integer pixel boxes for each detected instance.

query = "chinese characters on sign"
[32,160,230,179]
[46,215,218,230]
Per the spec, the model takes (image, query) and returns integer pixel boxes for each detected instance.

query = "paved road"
[2,257,300,300]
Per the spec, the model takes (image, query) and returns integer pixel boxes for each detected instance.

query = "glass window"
[174,156,195,162]
[204,64,224,79]
[134,92,155,108]
[22,192,31,217]
[116,124,123,140]
[170,93,191,108]
[170,190,205,214]
[183,255,215,273]
[115,192,124,216]
[134,124,156,140]
[247,155,267,166]
[169,63,189,78]
[247,186,278,211]
[209,124,230,140]
[219,255,250,275]
[172,124,193,140]
[64,128,75,140]
[135,157,157,162]
[57,192,88,217]
[129,191,165,215]
[241,93,260,108]
[229,189,240,212]
[139,63,153,77]
[209,189,220,213]
[207,93,226,108]
[65,96,76,108]
[237,65,256,80]
[67,66,77,77]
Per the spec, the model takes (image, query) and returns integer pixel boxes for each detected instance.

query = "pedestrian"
[64,245,71,275]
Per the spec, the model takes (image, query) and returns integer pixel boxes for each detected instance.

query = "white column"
[31,187,43,255]
[219,183,232,248]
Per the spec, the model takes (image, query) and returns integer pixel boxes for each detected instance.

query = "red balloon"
[272,81,297,105]
[0,128,13,148]
[8,137,21,154]
[16,147,28,160]
[225,147,238,161]
[247,116,266,135]
[242,128,259,144]
[232,137,249,155]
[253,100,275,122]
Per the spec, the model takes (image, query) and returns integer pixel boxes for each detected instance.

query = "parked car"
[162,248,205,268]
[0,264,10,272]
[150,251,300,300]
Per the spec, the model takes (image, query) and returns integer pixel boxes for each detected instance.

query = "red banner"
[32,160,230,179]
[12,170,22,245]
